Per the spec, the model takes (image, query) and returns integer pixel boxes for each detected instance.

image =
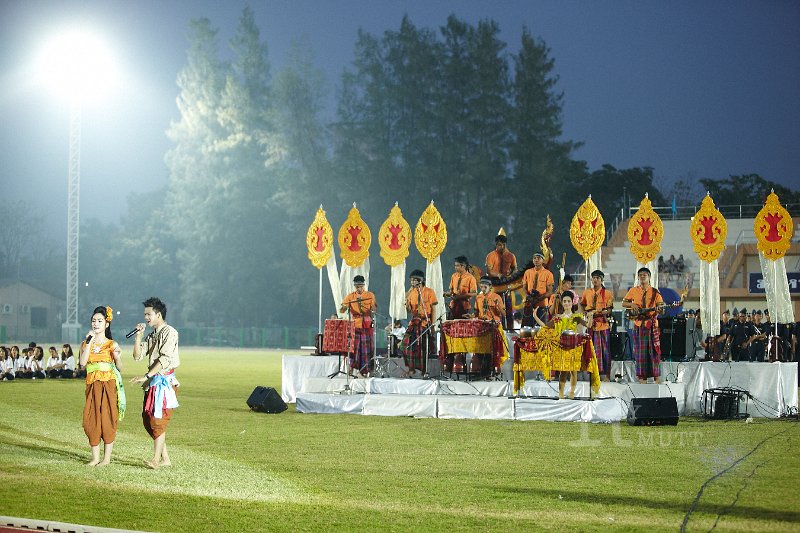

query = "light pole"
[63,99,82,343]
[36,29,117,343]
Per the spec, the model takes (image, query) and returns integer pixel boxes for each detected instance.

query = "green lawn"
[1,348,798,532]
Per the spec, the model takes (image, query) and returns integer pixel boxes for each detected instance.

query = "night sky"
[1,0,798,242]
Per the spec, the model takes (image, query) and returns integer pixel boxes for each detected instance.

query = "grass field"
[1,347,798,532]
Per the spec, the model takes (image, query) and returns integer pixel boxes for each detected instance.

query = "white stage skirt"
[283,355,797,420]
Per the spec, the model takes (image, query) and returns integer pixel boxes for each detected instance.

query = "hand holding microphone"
[126,323,146,339]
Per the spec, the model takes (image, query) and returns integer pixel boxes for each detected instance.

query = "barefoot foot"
[86,460,100,467]
[143,459,159,469]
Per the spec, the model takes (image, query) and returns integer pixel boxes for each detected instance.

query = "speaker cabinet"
[610,331,628,360]
[247,386,288,413]
[659,317,691,360]
[627,397,678,426]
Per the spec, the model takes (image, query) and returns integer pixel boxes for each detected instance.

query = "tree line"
[6,9,798,328]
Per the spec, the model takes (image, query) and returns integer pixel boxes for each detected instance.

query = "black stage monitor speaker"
[610,331,628,360]
[659,317,689,360]
[627,397,679,426]
[247,386,288,413]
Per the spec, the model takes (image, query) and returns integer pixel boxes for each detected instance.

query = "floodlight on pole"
[36,29,118,342]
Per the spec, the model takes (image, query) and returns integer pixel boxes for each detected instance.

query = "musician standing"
[485,230,517,278]
[623,267,664,384]
[522,253,554,326]
[748,310,767,361]
[403,270,438,377]
[444,256,477,319]
[339,275,377,377]
[728,309,755,362]
[580,270,613,381]
[476,277,506,322]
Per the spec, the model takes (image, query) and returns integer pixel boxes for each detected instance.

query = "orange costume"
[448,272,477,318]
[475,291,505,321]
[580,287,614,331]
[522,267,554,307]
[341,291,376,328]
[407,286,437,326]
[82,339,121,447]
[623,286,663,328]
[485,249,517,278]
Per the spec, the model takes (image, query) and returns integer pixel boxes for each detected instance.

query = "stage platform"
[282,355,797,421]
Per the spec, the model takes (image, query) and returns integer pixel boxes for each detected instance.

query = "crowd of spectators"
[0,342,85,381]
[658,254,686,277]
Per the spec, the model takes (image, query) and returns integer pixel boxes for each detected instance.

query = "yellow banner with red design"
[755,191,794,261]
[570,196,605,260]
[338,204,371,268]
[306,206,334,269]
[628,194,663,263]
[690,194,727,263]
[378,203,411,267]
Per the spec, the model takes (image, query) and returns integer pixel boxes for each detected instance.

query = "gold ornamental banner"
[306,206,334,269]
[628,194,663,263]
[379,203,412,267]
[338,204,371,268]
[570,196,605,260]
[754,190,794,261]
[690,194,727,263]
[414,201,448,261]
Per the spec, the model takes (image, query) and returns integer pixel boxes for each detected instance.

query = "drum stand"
[367,312,402,378]
[328,309,352,389]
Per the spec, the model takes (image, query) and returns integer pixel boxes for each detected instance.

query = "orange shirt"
[342,290,376,328]
[580,287,614,331]
[82,339,117,384]
[475,291,505,321]
[485,250,517,278]
[522,267,554,306]
[448,272,477,310]
[623,285,663,327]
[407,286,438,325]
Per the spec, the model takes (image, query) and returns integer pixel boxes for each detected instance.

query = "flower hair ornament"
[105,306,113,323]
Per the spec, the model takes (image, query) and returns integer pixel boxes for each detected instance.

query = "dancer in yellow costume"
[533,291,600,399]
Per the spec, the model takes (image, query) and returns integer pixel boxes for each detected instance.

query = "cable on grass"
[680,424,796,532]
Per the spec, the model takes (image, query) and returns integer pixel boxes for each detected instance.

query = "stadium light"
[36,29,118,342]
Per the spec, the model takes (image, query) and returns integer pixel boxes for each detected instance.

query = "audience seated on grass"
[0,343,82,380]
[0,347,14,381]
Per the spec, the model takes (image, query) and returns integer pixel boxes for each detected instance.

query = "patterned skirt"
[402,321,435,371]
[633,325,660,379]
[350,327,374,374]
[591,329,611,374]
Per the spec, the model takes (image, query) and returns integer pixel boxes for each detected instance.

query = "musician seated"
[474,277,506,322]
[521,252,554,327]
[444,256,477,319]
[548,274,579,315]
[512,312,522,331]
[485,231,517,279]
[385,320,406,357]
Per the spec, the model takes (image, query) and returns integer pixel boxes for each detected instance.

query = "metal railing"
[627,203,800,221]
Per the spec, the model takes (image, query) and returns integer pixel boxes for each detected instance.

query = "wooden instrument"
[625,286,688,320]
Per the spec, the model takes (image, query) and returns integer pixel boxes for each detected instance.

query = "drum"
[322,319,355,354]
[441,319,494,338]
[559,331,589,350]
[519,326,534,338]
[441,319,498,375]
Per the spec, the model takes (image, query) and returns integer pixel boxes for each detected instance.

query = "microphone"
[85,334,93,343]
[125,327,140,339]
